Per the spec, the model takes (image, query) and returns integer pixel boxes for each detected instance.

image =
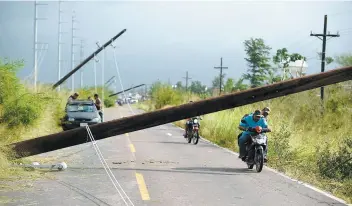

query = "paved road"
[2,106,347,206]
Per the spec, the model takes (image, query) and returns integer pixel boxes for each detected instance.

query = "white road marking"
[166,133,172,136]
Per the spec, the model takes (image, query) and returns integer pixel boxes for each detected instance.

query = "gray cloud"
[0,1,351,90]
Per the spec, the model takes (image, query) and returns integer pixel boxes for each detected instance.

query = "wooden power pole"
[310,15,340,101]
[183,71,192,92]
[214,57,228,95]
[10,66,352,158]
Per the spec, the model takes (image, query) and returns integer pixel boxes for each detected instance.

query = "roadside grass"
[0,84,70,191]
[136,83,352,203]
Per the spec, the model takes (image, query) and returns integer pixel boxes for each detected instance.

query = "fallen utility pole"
[52,29,127,89]
[109,84,145,97]
[105,76,115,85]
[10,66,352,158]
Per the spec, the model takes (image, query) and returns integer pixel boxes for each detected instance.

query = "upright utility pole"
[57,0,65,91]
[96,42,105,121]
[310,15,340,101]
[70,10,79,92]
[33,1,47,92]
[183,71,192,92]
[214,57,228,95]
[80,39,84,88]
[93,54,99,93]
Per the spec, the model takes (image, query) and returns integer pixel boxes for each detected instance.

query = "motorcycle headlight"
[193,119,198,124]
[68,117,75,121]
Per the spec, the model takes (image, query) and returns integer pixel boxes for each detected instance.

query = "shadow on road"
[173,167,253,173]
[69,166,254,176]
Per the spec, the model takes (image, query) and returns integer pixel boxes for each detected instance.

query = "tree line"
[173,37,351,96]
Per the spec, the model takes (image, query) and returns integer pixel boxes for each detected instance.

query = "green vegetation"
[0,59,70,190]
[0,58,116,191]
[137,48,352,202]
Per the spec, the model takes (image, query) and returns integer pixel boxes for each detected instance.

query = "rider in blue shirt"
[238,110,271,161]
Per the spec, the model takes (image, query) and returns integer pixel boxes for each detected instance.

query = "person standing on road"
[94,94,103,121]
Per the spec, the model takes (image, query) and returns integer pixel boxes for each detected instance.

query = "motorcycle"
[244,126,267,173]
[186,117,201,145]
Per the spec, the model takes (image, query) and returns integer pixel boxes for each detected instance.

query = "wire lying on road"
[85,125,135,206]
[9,66,352,158]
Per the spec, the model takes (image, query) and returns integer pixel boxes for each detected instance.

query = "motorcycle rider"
[238,110,271,163]
[183,100,199,138]
[237,107,271,142]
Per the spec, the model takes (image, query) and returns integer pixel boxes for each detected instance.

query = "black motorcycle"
[245,127,267,173]
[186,117,201,145]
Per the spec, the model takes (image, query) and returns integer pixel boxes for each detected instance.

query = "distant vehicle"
[61,100,102,131]
[116,99,123,106]
[130,98,138,104]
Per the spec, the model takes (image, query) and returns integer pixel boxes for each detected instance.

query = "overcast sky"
[0,1,352,90]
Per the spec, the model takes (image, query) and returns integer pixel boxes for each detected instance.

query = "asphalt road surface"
[2,106,348,206]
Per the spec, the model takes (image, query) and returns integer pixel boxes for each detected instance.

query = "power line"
[214,57,228,95]
[310,14,340,101]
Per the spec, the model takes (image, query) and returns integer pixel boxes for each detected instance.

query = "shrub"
[317,138,352,181]
[104,98,115,108]
[150,83,183,109]
[0,59,24,104]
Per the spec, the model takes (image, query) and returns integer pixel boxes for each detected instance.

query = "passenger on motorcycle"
[238,110,271,162]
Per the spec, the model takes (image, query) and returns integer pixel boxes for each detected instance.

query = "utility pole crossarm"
[214,57,228,95]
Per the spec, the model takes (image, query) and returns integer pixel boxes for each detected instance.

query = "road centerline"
[135,173,150,201]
